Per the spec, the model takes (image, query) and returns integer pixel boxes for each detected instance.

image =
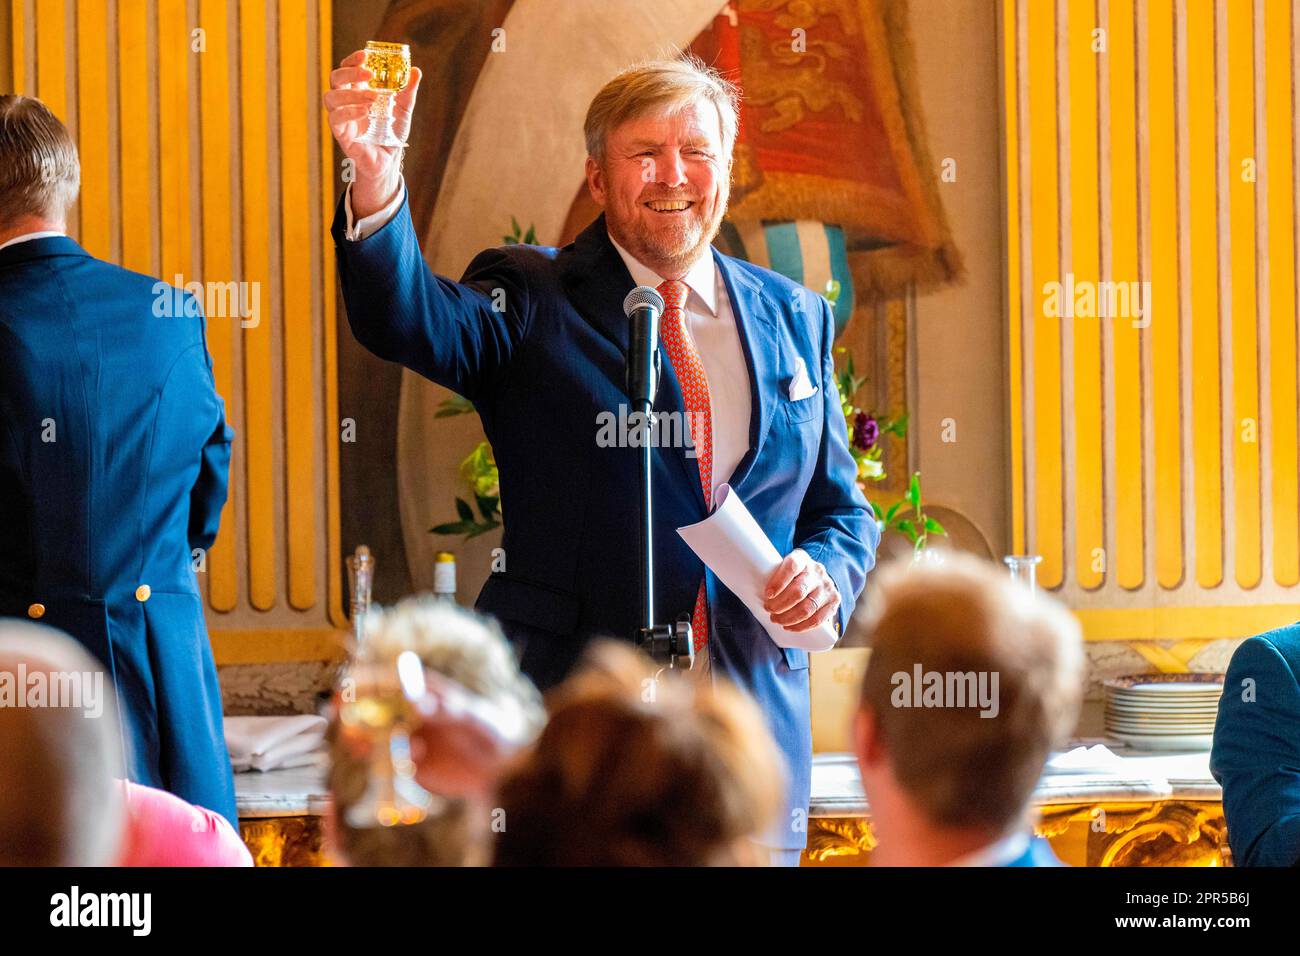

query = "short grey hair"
[583,52,741,166]
[0,95,81,227]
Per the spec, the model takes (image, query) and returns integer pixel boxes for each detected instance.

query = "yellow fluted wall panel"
[1226,0,1259,589]
[280,0,318,611]
[1006,0,1300,642]
[239,0,277,612]
[1027,0,1064,589]
[11,0,345,657]
[1265,0,1298,587]
[1109,0,1144,591]
[1069,0,1103,590]
[76,0,110,261]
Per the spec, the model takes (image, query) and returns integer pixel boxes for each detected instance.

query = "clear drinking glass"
[1003,554,1043,592]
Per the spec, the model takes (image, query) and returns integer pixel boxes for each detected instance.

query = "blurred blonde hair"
[327,597,543,866]
[494,641,786,866]
[583,52,741,165]
[851,553,1085,833]
[0,621,124,866]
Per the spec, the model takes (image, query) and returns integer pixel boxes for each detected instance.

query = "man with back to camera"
[0,95,237,828]
[324,52,877,865]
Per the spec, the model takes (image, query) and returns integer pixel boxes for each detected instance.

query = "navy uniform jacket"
[1211,625,1300,866]
[333,198,878,850]
[0,236,237,828]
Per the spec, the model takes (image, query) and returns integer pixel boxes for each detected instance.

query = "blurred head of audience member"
[493,641,787,866]
[0,620,252,867]
[0,94,80,234]
[326,597,544,866]
[0,621,124,865]
[849,554,1084,866]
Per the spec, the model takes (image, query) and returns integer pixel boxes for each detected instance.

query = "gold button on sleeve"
[135,585,151,602]
[27,603,45,619]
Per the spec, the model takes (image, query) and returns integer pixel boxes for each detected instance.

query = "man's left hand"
[762,548,840,633]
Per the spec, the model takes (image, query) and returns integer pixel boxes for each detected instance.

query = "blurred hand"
[322,50,423,219]
[762,548,841,633]
[405,679,519,799]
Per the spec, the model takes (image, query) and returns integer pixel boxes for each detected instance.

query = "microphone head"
[623,285,664,318]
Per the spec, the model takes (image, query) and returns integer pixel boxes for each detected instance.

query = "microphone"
[623,285,664,411]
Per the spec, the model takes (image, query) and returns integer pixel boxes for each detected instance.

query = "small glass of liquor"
[355,40,411,148]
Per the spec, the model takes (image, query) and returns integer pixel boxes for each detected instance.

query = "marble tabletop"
[233,740,1220,820]
[808,741,1219,818]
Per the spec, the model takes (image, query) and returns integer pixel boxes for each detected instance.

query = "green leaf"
[894,518,917,542]
[884,500,903,523]
[454,497,474,523]
[475,494,500,521]
[924,516,947,535]
[435,395,476,418]
[907,472,921,508]
[430,521,472,535]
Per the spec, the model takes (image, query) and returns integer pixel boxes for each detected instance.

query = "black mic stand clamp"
[636,614,695,671]
[623,285,697,672]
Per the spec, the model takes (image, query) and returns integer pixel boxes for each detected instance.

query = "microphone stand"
[624,288,694,671]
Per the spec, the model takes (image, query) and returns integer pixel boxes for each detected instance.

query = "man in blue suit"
[0,95,237,828]
[325,53,877,863]
[1211,627,1300,866]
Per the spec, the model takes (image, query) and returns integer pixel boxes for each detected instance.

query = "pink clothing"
[115,779,253,867]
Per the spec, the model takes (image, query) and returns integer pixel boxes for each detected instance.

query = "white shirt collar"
[0,230,65,254]
[944,830,1032,868]
[607,229,719,316]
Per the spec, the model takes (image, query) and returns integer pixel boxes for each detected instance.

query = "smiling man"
[325,53,877,865]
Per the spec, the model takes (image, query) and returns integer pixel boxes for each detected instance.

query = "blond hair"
[852,554,1084,833]
[583,52,741,165]
[0,621,124,866]
[327,597,543,866]
[0,95,80,227]
[494,641,786,866]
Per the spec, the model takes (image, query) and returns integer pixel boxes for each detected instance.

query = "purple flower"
[852,412,879,452]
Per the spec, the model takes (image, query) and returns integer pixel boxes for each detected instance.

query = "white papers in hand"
[676,483,838,652]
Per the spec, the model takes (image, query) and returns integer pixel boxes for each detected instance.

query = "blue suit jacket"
[0,236,237,828]
[1211,625,1300,866]
[333,197,878,848]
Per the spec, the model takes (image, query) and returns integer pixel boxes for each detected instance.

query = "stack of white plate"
[1103,674,1223,751]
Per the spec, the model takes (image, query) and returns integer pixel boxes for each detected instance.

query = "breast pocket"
[783,394,820,425]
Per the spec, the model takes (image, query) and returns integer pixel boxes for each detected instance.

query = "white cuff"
[344,178,407,241]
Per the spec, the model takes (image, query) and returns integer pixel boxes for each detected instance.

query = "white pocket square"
[787,357,819,401]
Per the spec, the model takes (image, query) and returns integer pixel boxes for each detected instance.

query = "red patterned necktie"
[657,279,712,656]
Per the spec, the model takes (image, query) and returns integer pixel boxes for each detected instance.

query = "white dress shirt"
[0,230,65,253]
[605,233,751,504]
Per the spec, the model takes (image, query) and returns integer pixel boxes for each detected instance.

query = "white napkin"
[224,715,328,773]
[1045,744,1125,774]
[677,484,838,651]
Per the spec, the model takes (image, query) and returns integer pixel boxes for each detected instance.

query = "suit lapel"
[559,214,705,510]
[714,248,779,494]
